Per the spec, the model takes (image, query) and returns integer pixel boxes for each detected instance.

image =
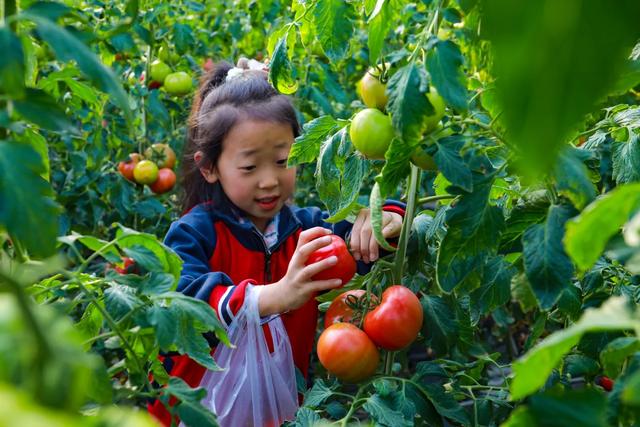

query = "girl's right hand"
[258,227,343,316]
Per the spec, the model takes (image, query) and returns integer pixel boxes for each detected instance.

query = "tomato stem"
[392,164,421,284]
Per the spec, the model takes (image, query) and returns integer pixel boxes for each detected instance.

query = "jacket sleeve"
[164,218,254,329]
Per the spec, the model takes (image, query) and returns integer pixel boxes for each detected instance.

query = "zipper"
[251,224,300,284]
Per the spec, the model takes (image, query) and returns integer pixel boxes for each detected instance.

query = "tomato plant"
[317,323,379,383]
[145,143,177,170]
[305,235,356,286]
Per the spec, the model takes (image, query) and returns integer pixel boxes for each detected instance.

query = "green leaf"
[115,225,182,281]
[0,141,60,257]
[146,89,170,126]
[436,172,504,293]
[523,205,575,310]
[377,137,412,197]
[528,389,608,427]
[612,133,640,184]
[123,245,163,273]
[563,354,599,377]
[470,256,516,319]
[13,88,75,133]
[269,35,298,95]
[554,147,596,209]
[511,296,640,400]
[434,135,472,192]
[104,284,141,320]
[369,183,396,252]
[147,305,178,348]
[172,23,194,54]
[600,337,640,378]
[421,295,457,354]
[23,1,72,20]
[164,379,217,427]
[501,406,536,427]
[363,393,413,427]
[425,39,468,111]
[422,383,470,426]
[367,0,396,65]
[386,63,432,141]
[311,0,354,62]
[564,183,640,271]
[288,116,339,166]
[0,28,25,97]
[294,407,322,426]
[303,379,335,407]
[25,14,131,120]
[483,0,640,177]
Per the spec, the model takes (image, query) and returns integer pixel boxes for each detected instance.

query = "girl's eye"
[240,166,255,171]
[276,158,288,166]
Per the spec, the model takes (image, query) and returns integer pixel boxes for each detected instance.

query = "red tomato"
[363,285,423,350]
[117,153,141,182]
[149,168,176,194]
[317,323,379,383]
[114,257,137,274]
[324,289,378,328]
[305,235,356,286]
[598,376,614,392]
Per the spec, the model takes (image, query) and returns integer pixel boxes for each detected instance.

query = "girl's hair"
[181,60,300,212]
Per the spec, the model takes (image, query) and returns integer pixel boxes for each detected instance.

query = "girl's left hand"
[350,209,403,263]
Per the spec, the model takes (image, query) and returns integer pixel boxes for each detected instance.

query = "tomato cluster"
[117,143,177,194]
[317,285,423,383]
[123,44,193,96]
[351,64,446,169]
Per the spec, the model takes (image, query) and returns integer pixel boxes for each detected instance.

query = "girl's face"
[199,119,296,232]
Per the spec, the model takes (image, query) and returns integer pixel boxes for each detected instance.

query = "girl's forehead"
[223,119,294,155]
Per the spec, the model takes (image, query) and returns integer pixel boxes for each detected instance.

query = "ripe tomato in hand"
[324,289,378,328]
[364,285,423,350]
[317,323,379,383]
[150,168,176,194]
[305,235,356,286]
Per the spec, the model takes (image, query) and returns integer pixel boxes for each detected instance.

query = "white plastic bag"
[185,285,298,427]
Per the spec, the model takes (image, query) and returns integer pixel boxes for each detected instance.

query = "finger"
[350,210,367,260]
[297,227,332,247]
[359,223,373,263]
[382,219,401,238]
[369,232,379,262]
[293,235,333,265]
[302,255,338,279]
[309,278,344,293]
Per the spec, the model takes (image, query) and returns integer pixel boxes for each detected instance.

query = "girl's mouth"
[256,196,279,210]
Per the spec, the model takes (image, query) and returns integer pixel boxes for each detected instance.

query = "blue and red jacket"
[148,196,405,425]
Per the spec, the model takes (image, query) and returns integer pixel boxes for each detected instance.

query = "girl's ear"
[194,151,218,184]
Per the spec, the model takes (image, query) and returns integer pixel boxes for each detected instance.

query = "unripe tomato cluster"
[351,64,446,169]
[124,44,193,96]
[117,143,177,194]
[317,285,423,383]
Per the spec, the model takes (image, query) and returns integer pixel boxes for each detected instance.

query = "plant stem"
[392,164,421,284]
[417,194,455,205]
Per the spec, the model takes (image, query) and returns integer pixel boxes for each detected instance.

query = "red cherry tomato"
[114,257,137,274]
[363,285,423,351]
[324,289,378,328]
[598,376,614,392]
[117,153,141,182]
[305,235,356,286]
[317,322,379,383]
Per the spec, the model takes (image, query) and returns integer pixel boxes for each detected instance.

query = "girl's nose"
[258,174,278,189]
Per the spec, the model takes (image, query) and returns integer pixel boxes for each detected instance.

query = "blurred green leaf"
[483,0,640,176]
[0,28,25,97]
[565,183,640,271]
[528,389,608,427]
[0,141,60,257]
[600,337,640,378]
[269,35,298,95]
[13,88,76,133]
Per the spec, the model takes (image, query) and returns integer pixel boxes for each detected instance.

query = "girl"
[149,60,405,426]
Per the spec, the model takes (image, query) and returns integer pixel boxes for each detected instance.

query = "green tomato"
[358,69,388,110]
[349,108,395,160]
[149,60,171,84]
[158,45,180,64]
[425,86,446,132]
[133,160,159,185]
[164,71,193,96]
[410,146,437,171]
